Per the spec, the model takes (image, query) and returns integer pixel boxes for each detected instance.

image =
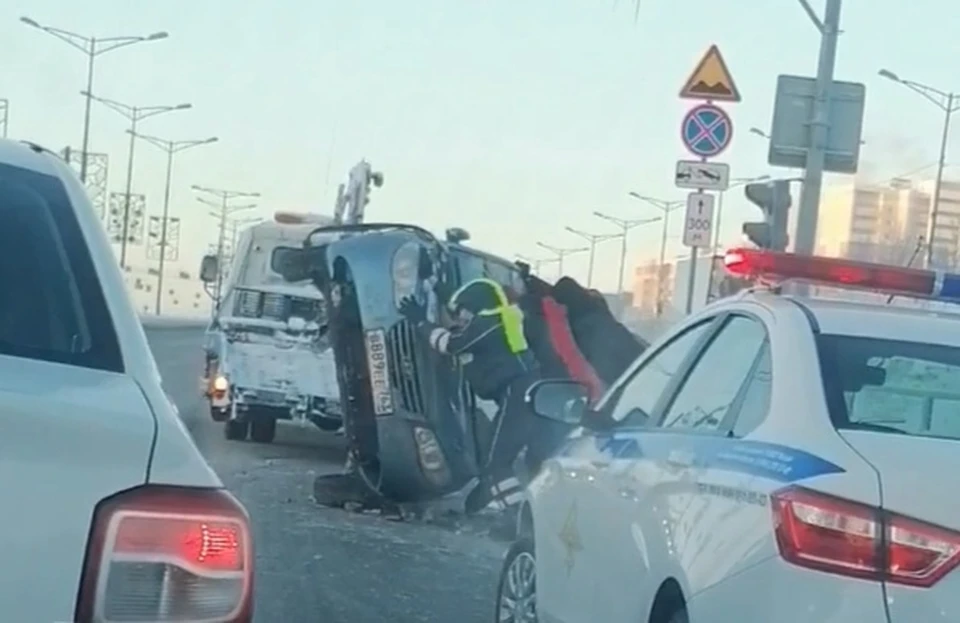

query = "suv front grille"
[388,321,425,414]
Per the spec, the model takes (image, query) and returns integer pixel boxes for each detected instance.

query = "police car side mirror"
[525,380,589,425]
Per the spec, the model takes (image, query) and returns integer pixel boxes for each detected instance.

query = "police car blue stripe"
[559,430,844,483]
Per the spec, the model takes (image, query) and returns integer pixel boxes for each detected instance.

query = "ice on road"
[146,326,504,622]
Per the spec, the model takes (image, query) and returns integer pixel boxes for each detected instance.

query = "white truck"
[201,212,344,443]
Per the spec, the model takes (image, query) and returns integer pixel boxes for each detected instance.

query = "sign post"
[676,44,740,314]
[682,192,715,314]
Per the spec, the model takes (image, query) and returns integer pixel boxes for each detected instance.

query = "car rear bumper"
[686,556,889,623]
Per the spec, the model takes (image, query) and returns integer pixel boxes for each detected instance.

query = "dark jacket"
[552,277,645,386]
[417,279,536,401]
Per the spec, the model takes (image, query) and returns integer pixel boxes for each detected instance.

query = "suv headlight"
[392,241,420,305]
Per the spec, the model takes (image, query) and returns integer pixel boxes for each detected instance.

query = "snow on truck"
[200,211,344,443]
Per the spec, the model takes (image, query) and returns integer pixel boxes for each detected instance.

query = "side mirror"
[525,380,589,425]
[200,254,219,283]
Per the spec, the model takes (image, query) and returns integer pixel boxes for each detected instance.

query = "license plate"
[365,329,394,415]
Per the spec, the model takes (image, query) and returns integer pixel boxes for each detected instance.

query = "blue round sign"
[681,104,733,158]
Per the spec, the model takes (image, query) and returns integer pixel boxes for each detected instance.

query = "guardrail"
[139,314,209,330]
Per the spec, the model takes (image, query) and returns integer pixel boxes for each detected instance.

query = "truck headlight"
[392,241,420,305]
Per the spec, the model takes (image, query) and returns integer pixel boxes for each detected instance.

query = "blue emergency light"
[724,247,960,303]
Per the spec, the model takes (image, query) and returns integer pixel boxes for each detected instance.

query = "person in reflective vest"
[398,278,540,514]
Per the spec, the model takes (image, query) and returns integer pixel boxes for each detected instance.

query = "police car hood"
[839,430,960,532]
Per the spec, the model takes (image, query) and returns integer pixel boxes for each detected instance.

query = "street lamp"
[128,130,217,314]
[535,242,587,278]
[20,17,168,183]
[564,227,620,288]
[516,254,556,275]
[83,91,190,268]
[193,185,261,309]
[591,213,662,294]
[879,68,960,268]
[628,193,685,317]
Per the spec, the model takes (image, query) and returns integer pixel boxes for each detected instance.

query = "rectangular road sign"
[682,192,715,248]
[767,74,866,174]
[675,160,730,191]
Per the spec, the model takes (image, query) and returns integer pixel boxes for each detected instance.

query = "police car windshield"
[818,334,960,440]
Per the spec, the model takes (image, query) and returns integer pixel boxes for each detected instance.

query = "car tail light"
[772,486,960,587]
[75,485,253,622]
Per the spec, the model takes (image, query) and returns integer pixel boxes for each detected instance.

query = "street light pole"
[627,193,684,316]
[794,0,843,257]
[535,242,588,279]
[592,212,662,294]
[878,69,960,268]
[20,17,168,182]
[564,226,620,288]
[128,130,218,314]
[516,254,555,275]
[193,185,261,310]
[84,91,191,267]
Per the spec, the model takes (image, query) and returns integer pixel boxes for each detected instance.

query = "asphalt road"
[144,325,505,623]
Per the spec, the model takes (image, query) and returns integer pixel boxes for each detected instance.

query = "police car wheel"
[494,538,537,623]
[224,417,249,441]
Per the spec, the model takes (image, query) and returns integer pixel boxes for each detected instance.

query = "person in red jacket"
[520,274,605,403]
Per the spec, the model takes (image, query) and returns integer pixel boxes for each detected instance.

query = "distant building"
[119,262,212,318]
[815,177,960,268]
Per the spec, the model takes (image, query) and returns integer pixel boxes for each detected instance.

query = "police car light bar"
[723,247,960,302]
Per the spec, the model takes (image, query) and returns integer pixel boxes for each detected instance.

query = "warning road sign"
[679,45,741,103]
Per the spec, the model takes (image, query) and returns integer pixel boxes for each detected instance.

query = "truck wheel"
[210,406,229,423]
[224,418,249,441]
[250,416,277,443]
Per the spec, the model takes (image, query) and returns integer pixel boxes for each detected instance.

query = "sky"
[3,0,960,293]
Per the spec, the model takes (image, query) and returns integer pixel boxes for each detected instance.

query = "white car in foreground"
[499,247,960,623]
[0,139,252,622]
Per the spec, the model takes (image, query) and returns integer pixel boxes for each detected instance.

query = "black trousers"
[466,372,569,513]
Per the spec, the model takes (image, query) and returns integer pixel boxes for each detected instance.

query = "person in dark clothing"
[520,274,606,401]
[552,277,646,386]
[398,278,540,514]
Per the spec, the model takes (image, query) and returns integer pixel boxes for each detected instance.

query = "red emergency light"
[722,247,952,300]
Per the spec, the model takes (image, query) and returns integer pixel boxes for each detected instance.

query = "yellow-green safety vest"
[449,278,528,354]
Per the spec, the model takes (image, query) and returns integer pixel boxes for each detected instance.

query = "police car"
[497,247,960,623]
[0,139,253,621]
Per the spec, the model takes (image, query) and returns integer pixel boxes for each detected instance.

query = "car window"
[817,334,960,439]
[0,161,122,372]
[453,250,488,285]
[610,321,712,426]
[731,342,772,437]
[660,315,767,433]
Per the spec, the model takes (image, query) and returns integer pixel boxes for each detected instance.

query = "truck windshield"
[818,334,960,440]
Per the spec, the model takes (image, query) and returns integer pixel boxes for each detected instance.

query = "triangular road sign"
[679,45,741,102]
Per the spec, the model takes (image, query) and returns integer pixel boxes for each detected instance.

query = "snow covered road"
[144,324,504,622]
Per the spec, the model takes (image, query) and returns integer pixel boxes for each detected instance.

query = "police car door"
[558,318,716,623]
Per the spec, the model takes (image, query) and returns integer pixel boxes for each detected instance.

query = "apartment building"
[815,177,960,268]
[632,260,674,315]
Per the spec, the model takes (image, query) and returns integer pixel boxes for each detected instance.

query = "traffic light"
[743,179,791,251]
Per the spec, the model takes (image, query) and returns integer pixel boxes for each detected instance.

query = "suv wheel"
[250,416,277,443]
[494,538,537,622]
[224,418,250,441]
